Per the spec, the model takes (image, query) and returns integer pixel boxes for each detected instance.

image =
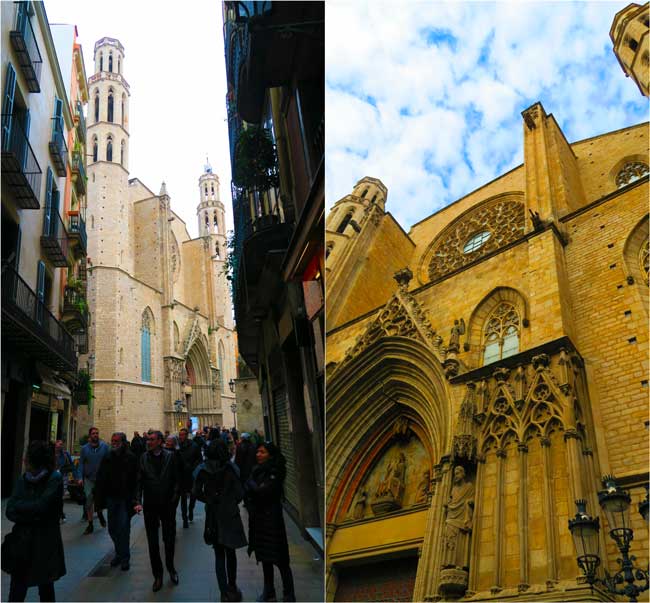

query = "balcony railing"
[1,263,76,372]
[10,2,42,93]
[75,101,86,140]
[67,212,87,254]
[73,331,88,355]
[1,113,42,209]
[71,150,86,195]
[49,119,68,177]
[62,285,88,332]
[41,208,69,267]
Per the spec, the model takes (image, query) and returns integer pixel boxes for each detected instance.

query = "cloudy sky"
[44,0,232,239]
[326,2,649,230]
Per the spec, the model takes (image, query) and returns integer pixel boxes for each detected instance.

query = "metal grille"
[273,386,299,510]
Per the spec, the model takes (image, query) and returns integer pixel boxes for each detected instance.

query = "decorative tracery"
[426,198,525,282]
[616,161,649,188]
[483,302,520,365]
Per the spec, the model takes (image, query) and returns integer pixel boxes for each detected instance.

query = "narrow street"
[1,497,323,602]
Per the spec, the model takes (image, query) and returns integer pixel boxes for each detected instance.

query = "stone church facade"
[325,104,648,601]
[84,38,236,436]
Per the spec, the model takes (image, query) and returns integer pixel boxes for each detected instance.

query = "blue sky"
[326,1,649,230]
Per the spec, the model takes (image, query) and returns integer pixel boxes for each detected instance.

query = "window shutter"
[14,227,21,270]
[53,96,63,134]
[2,63,16,151]
[36,260,46,324]
[43,167,53,236]
[20,108,30,170]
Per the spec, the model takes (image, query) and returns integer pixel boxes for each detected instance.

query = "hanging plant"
[232,126,280,191]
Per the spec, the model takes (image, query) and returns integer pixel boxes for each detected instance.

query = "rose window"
[616,162,649,188]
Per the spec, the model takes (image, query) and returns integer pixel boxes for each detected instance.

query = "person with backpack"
[193,439,247,602]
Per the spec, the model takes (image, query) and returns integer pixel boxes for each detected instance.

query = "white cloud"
[326,1,649,230]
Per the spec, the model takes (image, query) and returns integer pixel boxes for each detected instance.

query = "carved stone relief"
[640,238,649,284]
[425,198,525,282]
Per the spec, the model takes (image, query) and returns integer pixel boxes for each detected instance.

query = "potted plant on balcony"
[76,369,92,405]
[233,126,280,191]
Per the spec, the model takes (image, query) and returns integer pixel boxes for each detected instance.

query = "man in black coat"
[130,431,146,457]
[177,428,202,528]
[134,430,180,592]
[234,432,256,483]
[95,432,138,571]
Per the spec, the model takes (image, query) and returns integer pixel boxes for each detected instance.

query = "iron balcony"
[9,2,42,93]
[75,101,86,140]
[71,150,86,195]
[1,263,77,372]
[49,119,68,177]
[1,113,42,209]
[67,212,87,255]
[61,285,88,333]
[41,209,69,267]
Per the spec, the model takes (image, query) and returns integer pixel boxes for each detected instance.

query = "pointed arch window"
[121,94,125,126]
[107,89,114,122]
[141,310,153,382]
[99,53,103,72]
[213,211,218,231]
[204,185,208,196]
[211,184,215,195]
[216,242,221,258]
[120,140,125,166]
[94,89,99,123]
[106,136,113,162]
[118,57,121,74]
[360,188,368,198]
[92,136,98,162]
[337,211,353,234]
[109,53,114,72]
[483,302,520,365]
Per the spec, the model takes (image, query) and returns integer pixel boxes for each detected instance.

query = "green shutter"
[43,167,53,236]
[36,260,45,324]
[2,63,16,151]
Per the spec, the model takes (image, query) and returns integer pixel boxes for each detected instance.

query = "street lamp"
[569,476,649,602]
[230,401,237,430]
[228,378,235,393]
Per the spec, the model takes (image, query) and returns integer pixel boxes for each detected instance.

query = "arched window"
[337,211,353,234]
[99,53,103,72]
[204,185,208,196]
[92,136,98,162]
[205,213,209,226]
[106,136,113,162]
[218,341,225,392]
[360,188,368,198]
[213,211,218,231]
[118,57,121,74]
[483,302,520,365]
[141,309,153,382]
[120,140,125,166]
[628,37,639,52]
[107,89,114,123]
[121,94,125,126]
[216,242,221,258]
[211,184,215,195]
[616,162,649,188]
[109,53,113,72]
[94,89,99,123]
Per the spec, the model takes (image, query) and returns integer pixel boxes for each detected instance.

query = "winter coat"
[129,436,146,457]
[94,448,138,511]
[193,460,247,550]
[178,440,202,492]
[245,460,290,564]
[136,449,180,507]
[3,470,66,585]
[234,440,257,482]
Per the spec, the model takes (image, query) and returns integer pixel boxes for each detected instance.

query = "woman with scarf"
[244,442,296,602]
[3,440,66,601]
[194,438,246,602]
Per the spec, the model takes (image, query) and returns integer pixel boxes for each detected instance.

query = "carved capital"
[582,448,593,457]
[444,358,460,379]
[517,442,529,453]
[540,436,551,448]
[496,448,507,458]
[531,353,550,371]
[564,428,580,441]
[492,366,510,383]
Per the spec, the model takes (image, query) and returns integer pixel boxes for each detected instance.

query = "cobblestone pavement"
[1,497,324,602]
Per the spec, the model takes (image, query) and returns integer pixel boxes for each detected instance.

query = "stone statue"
[389,452,407,500]
[375,459,394,498]
[352,490,367,520]
[448,318,465,353]
[441,465,475,569]
[415,469,431,504]
[372,452,407,514]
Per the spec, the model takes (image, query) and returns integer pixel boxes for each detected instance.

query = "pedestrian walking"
[54,440,74,523]
[2,441,66,602]
[234,433,256,484]
[134,430,181,592]
[194,439,246,602]
[178,428,202,528]
[94,432,138,571]
[244,442,296,602]
[130,431,146,457]
[78,426,109,534]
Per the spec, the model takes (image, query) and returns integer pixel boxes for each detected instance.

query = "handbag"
[1,524,34,574]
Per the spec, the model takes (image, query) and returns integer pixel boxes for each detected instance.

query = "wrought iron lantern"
[569,476,649,602]
[229,378,235,393]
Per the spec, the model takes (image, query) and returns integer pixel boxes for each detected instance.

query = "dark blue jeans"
[106,497,131,561]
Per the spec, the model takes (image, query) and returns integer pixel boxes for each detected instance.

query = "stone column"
[325,563,338,602]
[467,456,485,594]
[564,428,585,507]
[492,448,506,593]
[517,442,529,592]
[413,479,439,601]
[540,437,559,584]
